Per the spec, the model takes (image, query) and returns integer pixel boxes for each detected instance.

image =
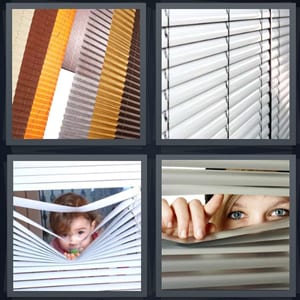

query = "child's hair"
[49,193,101,235]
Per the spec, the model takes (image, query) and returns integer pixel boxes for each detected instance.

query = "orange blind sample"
[12,10,57,138]
[88,9,136,138]
[24,9,76,139]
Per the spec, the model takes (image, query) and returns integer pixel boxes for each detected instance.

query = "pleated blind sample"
[12,10,58,139]
[88,9,137,138]
[116,10,141,139]
[271,9,290,139]
[58,9,114,139]
[12,8,141,140]
[162,159,289,196]
[24,9,76,139]
[161,8,290,140]
[162,218,289,290]
[12,10,34,100]
[13,188,141,291]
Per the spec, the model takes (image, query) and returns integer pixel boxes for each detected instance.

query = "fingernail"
[167,222,173,228]
[179,230,187,239]
[195,229,204,239]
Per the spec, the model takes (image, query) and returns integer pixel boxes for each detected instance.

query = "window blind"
[162,159,289,196]
[161,9,290,139]
[271,9,290,139]
[12,8,140,140]
[12,160,141,291]
[161,159,290,290]
[162,219,289,290]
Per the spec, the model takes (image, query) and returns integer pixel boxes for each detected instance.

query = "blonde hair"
[210,194,242,231]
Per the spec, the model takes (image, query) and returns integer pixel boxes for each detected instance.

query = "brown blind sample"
[12,10,58,138]
[116,10,140,139]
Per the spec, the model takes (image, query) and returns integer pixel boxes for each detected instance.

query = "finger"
[206,222,217,235]
[189,199,206,239]
[204,194,224,219]
[162,198,174,231]
[172,197,190,239]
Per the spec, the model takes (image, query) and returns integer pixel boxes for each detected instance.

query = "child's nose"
[69,235,79,243]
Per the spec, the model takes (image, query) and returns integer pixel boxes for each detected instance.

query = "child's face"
[222,195,289,230]
[57,216,96,252]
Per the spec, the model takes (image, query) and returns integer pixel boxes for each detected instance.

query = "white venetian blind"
[271,9,290,139]
[161,159,290,290]
[161,8,290,140]
[228,9,271,139]
[161,9,228,139]
[12,161,141,291]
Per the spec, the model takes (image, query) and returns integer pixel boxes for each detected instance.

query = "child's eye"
[228,211,245,220]
[270,208,289,217]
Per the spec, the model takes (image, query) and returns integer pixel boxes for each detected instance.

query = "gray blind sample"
[161,8,290,139]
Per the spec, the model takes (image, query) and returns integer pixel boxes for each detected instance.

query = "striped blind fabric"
[161,159,290,290]
[12,8,140,140]
[12,161,141,291]
[161,9,290,139]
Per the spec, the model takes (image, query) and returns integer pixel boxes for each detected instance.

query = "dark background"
[0,0,299,299]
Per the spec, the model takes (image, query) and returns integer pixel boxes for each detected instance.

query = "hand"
[162,194,223,240]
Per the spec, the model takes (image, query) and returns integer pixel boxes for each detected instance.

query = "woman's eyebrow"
[269,199,290,208]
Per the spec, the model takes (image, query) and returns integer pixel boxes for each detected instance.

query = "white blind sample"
[161,8,290,139]
[12,160,142,291]
[162,159,289,196]
[161,159,290,290]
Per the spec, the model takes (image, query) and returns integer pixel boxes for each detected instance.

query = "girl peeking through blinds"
[162,194,290,240]
[49,193,101,260]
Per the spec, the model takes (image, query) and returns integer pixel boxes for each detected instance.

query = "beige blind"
[161,159,290,290]
[162,159,289,196]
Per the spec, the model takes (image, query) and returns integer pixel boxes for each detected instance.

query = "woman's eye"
[271,208,289,217]
[228,211,244,220]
